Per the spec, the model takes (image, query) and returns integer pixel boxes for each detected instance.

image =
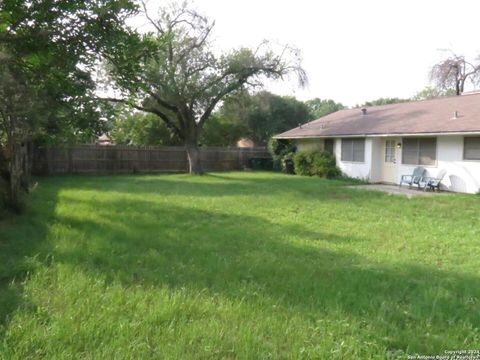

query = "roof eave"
[273,130,480,139]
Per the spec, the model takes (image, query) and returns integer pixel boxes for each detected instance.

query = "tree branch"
[97,97,183,139]
[144,90,179,113]
[140,0,165,34]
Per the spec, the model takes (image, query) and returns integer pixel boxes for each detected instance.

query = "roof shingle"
[274,93,480,138]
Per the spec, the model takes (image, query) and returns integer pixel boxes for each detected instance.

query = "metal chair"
[399,167,426,188]
[422,169,447,191]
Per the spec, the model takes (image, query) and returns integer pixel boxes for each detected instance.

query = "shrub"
[293,151,341,179]
[268,138,296,171]
[248,158,274,170]
[292,151,313,176]
[311,151,342,178]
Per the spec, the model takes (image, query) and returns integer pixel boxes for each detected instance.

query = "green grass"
[1,172,479,359]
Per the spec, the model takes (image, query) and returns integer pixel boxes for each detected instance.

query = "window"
[341,138,365,162]
[384,140,396,163]
[402,137,436,165]
[464,137,480,160]
[324,139,334,154]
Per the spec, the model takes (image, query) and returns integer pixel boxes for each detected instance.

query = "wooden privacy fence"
[32,145,271,175]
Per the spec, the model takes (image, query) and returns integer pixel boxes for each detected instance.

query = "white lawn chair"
[422,169,447,192]
[399,167,426,188]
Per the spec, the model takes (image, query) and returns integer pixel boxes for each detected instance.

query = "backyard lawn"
[1,172,479,359]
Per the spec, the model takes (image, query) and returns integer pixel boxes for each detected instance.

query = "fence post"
[65,146,71,174]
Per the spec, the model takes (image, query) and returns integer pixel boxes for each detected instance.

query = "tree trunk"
[6,141,22,210]
[185,142,203,175]
[459,78,466,95]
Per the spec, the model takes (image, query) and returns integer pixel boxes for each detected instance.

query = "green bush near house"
[292,151,312,175]
[268,138,296,171]
[293,150,341,178]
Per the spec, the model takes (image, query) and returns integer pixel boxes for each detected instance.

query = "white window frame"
[401,137,437,166]
[341,138,365,163]
[463,136,480,161]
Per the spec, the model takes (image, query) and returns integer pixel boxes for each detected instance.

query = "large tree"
[0,0,136,209]
[103,1,306,174]
[430,53,480,95]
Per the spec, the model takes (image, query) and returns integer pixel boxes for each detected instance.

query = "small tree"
[104,2,306,174]
[430,53,480,95]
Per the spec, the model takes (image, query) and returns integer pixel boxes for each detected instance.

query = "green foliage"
[0,0,137,144]
[1,173,479,357]
[200,115,248,146]
[248,158,274,170]
[362,97,410,107]
[0,0,137,208]
[268,138,296,159]
[292,151,312,176]
[293,151,341,178]
[268,138,296,170]
[110,112,181,146]
[413,86,456,101]
[219,91,311,144]
[305,98,344,119]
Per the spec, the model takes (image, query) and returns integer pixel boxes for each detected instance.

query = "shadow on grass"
[1,174,479,354]
[0,183,57,339]
[52,192,480,353]
[52,172,376,206]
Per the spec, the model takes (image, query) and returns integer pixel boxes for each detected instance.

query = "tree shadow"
[0,182,57,340]
[50,192,480,354]
[2,174,479,356]
[50,172,372,204]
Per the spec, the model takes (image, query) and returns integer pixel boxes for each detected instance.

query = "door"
[381,138,398,184]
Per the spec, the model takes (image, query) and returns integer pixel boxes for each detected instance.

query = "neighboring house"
[96,134,113,146]
[236,138,255,148]
[274,92,480,193]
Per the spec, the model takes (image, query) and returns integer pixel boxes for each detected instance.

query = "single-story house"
[274,92,480,193]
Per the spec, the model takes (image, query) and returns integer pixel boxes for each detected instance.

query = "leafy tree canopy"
[200,115,248,147]
[305,98,344,119]
[218,91,311,145]
[413,86,456,101]
[110,111,182,146]
[361,97,410,107]
[0,0,138,144]
[0,0,137,208]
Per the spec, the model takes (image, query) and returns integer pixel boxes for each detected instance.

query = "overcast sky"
[137,0,480,107]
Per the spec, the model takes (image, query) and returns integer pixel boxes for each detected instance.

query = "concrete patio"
[348,184,448,198]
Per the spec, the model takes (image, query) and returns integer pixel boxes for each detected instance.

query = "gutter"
[273,130,480,139]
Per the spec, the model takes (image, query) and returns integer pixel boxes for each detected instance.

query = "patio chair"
[399,166,426,188]
[422,169,447,192]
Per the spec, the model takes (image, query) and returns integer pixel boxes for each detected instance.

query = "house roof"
[274,92,480,139]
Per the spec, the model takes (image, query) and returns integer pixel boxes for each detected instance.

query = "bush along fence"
[31,145,272,175]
